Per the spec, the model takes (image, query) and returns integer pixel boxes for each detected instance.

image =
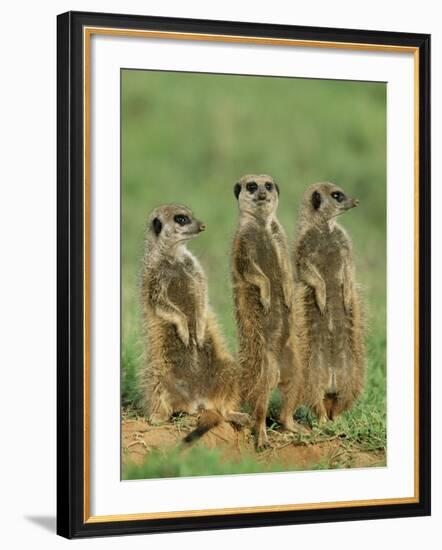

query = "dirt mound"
[122,416,385,472]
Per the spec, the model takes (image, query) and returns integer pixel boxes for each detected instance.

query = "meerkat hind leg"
[329,392,356,421]
[278,347,309,434]
[149,406,172,425]
[147,382,173,425]
[250,393,272,451]
[323,394,337,421]
[252,352,281,450]
[149,412,170,425]
[279,383,309,434]
[279,410,310,434]
[245,372,272,450]
[312,400,330,425]
[225,411,251,428]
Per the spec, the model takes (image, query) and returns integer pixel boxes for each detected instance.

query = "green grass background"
[121,69,386,477]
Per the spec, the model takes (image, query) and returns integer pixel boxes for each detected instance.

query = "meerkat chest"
[166,258,204,308]
[313,231,346,279]
[254,228,281,273]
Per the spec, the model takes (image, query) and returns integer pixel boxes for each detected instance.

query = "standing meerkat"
[292,182,366,423]
[232,174,304,450]
[139,204,248,442]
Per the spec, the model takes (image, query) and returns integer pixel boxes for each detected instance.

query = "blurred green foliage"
[123,446,286,480]
[121,69,386,474]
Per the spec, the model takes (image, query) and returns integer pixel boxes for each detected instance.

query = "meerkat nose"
[354,198,360,206]
[199,223,206,231]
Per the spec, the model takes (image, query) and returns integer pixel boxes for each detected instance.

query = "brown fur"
[232,175,304,450]
[183,410,223,443]
[139,204,249,441]
[292,182,366,422]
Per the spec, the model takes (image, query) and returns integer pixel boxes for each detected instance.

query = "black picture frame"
[57,10,431,539]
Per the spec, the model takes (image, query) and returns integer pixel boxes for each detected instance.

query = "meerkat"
[139,204,249,442]
[231,174,304,450]
[292,182,366,423]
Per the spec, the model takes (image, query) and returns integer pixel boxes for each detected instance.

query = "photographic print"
[121,69,387,480]
[57,11,430,538]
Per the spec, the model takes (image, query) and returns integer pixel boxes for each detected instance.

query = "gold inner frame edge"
[82,26,420,524]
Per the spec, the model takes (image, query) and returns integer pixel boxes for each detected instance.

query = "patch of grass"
[123,446,285,480]
[121,335,142,410]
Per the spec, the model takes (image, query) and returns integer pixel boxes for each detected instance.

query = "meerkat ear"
[152,217,162,235]
[311,190,322,210]
[234,182,241,199]
[275,183,280,195]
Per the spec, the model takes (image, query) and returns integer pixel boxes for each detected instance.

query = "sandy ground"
[122,416,386,474]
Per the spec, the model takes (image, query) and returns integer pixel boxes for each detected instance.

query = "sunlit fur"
[139,204,248,438]
[232,175,304,450]
[292,182,366,422]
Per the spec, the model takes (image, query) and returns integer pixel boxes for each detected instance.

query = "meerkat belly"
[254,234,287,341]
[166,265,200,338]
[309,237,351,392]
[255,232,285,303]
[149,264,201,407]
[316,236,347,322]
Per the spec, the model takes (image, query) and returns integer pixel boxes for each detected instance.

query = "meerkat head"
[147,204,206,248]
[302,182,359,224]
[234,174,280,218]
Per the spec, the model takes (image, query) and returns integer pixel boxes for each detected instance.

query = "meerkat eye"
[246,182,258,193]
[174,214,190,225]
[265,182,273,191]
[331,191,345,203]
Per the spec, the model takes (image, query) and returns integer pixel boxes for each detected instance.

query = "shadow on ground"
[25,515,56,533]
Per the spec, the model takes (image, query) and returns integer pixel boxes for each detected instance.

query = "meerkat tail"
[183,410,223,444]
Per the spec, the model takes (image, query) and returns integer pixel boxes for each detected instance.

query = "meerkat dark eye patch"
[246,182,258,193]
[331,191,345,203]
[234,182,241,199]
[174,214,190,226]
[265,182,273,191]
[312,190,322,210]
[152,217,162,235]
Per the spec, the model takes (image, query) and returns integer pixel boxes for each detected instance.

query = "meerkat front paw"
[195,321,206,348]
[177,322,190,347]
[283,284,293,310]
[343,286,352,314]
[261,294,271,314]
[316,288,326,316]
